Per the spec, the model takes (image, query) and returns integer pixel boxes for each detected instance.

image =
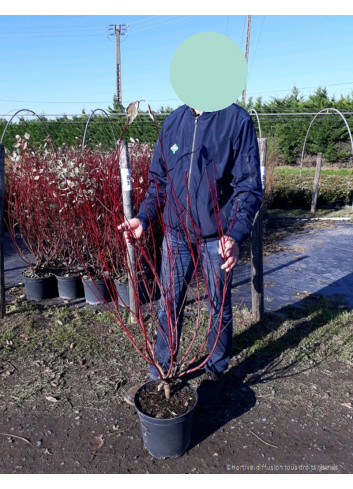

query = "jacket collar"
[187,106,216,120]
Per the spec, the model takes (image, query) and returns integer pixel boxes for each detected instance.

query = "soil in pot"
[134,380,197,459]
[136,380,196,419]
[22,267,54,279]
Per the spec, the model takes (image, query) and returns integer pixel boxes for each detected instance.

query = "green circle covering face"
[170,32,248,112]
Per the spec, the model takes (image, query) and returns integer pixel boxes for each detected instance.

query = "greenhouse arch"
[300,108,353,175]
[0,109,53,147]
[249,108,262,139]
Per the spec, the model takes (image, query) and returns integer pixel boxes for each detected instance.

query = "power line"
[0,97,180,104]
[127,15,178,30]
[1,108,353,118]
[2,112,352,119]
[128,16,191,34]
[0,24,107,39]
[0,29,105,36]
[0,33,106,39]
[0,24,106,33]
[0,98,114,104]
[253,112,353,116]
[120,16,162,27]
[0,16,191,39]
[248,81,353,97]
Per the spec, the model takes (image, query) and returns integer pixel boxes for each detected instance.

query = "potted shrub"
[44,147,91,300]
[63,143,156,307]
[52,246,84,301]
[5,134,59,300]
[54,147,124,306]
[73,132,232,458]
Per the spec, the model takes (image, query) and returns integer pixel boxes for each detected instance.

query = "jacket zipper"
[188,116,199,192]
[186,116,199,225]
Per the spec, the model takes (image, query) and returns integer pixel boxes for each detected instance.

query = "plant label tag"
[121,168,132,191]
[261,165,266,189]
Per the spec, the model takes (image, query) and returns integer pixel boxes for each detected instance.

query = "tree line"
[247,87,353,163]
[1,88,353,164]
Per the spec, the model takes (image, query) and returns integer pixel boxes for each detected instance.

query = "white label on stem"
[261,166,266,189]
[121,168,132,191]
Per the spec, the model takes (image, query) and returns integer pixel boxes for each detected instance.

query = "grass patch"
[267,208,353,220]
[232,295,353,371]
[1,295,352,380]
[266,166,353,210]
[274,167,353,177]
[0,301,149,407]
[0,302,120,361]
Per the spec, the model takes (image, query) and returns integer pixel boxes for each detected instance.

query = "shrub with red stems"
[73,139,236,392]
[5,122,235,397]
[5,135,153,279]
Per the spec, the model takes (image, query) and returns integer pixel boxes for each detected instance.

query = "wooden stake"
[119,141,138,321]
[251,138,267,323]
[311,153,322,217]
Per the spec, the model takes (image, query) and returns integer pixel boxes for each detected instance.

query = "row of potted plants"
[5,135,154,305]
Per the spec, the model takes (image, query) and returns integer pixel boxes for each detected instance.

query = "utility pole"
[241,15,251,106]
[108,24,128,108]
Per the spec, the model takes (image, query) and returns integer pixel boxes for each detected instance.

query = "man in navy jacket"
[120,103,262,408]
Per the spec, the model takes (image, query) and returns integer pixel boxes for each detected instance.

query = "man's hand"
[117,218,144,245]
[218,236,239,272]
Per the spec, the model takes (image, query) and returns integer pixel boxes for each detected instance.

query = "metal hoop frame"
[300,108,353,176]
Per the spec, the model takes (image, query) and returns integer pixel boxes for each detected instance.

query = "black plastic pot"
[82,278,111,305]
[23,273,58,301]
[114,281,129,306]
[134,380,197,459]
[114,280,160,308]
[55,275,84,300]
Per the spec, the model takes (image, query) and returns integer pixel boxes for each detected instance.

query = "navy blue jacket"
[136,104,262,246]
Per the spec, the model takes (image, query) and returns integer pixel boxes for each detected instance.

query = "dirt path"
[1,220,353,474]
[1,356,352,474]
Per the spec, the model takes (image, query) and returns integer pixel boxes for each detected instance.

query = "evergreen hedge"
[1,88,353,165]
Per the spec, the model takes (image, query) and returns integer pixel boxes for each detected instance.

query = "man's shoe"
[196,371,225,409]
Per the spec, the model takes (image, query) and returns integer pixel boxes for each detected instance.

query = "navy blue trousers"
[150,231,233,378]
